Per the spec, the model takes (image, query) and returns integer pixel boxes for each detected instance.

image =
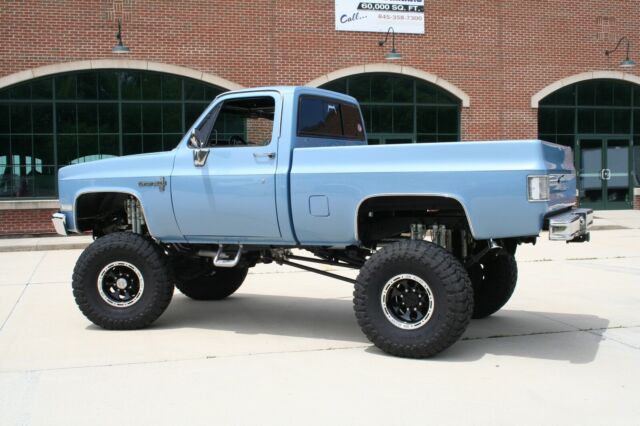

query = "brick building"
[1,0,639,236]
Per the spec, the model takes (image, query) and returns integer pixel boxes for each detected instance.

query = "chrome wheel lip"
[97,261,144,308]
[380,273,435,330]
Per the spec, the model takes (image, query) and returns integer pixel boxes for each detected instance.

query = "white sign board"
[335,0,424,34]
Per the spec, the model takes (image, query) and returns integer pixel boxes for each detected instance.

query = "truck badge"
[138,177,167,192]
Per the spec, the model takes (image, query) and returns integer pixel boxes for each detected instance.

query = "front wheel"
[353,240,474,358]
[72,233,174,329]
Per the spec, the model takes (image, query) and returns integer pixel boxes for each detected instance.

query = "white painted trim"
[306,63,471,107]
[531,71,640,108]
[0,59,243,91]
[0,200,60,210]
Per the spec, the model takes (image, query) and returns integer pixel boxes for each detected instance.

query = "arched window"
[0,70,224,199]
[538,79,639,209]
[320,73,461,145]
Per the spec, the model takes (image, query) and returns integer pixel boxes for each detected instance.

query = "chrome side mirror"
[190,130,209,167]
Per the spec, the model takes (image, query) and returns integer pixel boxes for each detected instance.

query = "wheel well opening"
[356,196,471,245]
[75,192,135,234]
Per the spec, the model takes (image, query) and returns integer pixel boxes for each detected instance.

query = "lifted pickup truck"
[53,86,592,358]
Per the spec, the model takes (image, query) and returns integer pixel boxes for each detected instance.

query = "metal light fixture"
[112,19,130,54]
[605,36,635,68]
[378,27,401,60]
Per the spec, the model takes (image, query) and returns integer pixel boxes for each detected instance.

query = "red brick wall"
[1,0,639,141]
[0,209,57,236]
[634,194,640,210]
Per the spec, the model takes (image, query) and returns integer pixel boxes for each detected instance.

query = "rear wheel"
[175,266,248,300]
[72,233,174,329]
[468,251,518,319]
[354,240,474,358]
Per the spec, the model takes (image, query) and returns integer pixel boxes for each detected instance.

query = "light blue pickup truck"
[53,86,592,358]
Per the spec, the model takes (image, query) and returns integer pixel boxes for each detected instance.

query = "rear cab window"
[296,95,366,148]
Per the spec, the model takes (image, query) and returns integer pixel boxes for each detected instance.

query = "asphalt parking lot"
[1,211,639,425]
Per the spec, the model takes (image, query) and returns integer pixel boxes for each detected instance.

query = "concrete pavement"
[0,211,639,425]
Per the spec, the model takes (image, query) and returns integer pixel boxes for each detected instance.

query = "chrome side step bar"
[548,208,593,242]
[197,245,243,268]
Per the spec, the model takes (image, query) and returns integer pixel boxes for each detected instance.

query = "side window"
[196,96,275,147]
[297,96,365,141]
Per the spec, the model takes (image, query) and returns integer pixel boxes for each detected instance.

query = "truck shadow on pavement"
[157,293,608,364]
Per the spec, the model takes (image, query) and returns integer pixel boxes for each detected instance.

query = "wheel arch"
[73,189,151,235]
[355,194,477,242]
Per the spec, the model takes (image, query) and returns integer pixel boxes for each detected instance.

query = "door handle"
[253,152,276,160]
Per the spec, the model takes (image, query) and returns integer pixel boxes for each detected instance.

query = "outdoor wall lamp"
[112,19,130,54]
[605,36,635,68]
[378,27,401,60]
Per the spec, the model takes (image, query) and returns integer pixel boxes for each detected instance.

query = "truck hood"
[58,152,175,181]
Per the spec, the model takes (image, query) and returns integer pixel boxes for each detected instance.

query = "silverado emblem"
[138,177,167,192]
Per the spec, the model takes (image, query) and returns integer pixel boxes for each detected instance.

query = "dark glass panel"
[0,135,9,159]
[0,104,10,133]
[393,105,413,133]
[123,134,142,155]
[56,103,76,133]
[594,109,613,133]
[33,165,56,197]
[612,81,632,106]
[594,80,614,106]
[77,73,97,99]
[11,104,31,133]
[141,73,162,100]
[77,103,98,133]
[556,108,575,134]
[634,140,640,186]
[392,77,413,103]
[385,138,412,144]
[98,71,118,100]
[613,110,631,134]
[143,135,163,153]
[224,112,245,134]
[370,105,392,133]
[142,104,162,133]
[11,135,32,158]
[539,134,556,144]
[205,86,223,100]
[32,103,53,133]
[322,78,347,94]
[11,166,34,197]
[415,81,437,104]
[100,135,119,156]
[31,79,53,99]
[541,85,575,106]
[33,135,55,165]
[556,135,574,148]
[10,82,31,99]
[348,75,370,103]
[163,103,182,132]
[577,80,595,106]
[98,103,118,133]
[0,88,8,99]
[162,76,181,100]
[438,90,459,105]
[635,87,640,107]
[121,71,141,100]
[55,74,76,99]
[577,109,595,134]
[416,107,437,133]
[57,135,77,165]
[122,104,141,133]
[538,108,556,134]
[185,80,205,101]
[163,134,183,149]
[635,110,640,134]
[370,75,392,102]
[367,138,381,145]
[417,134,437,143]
[438,107,458,133]
[185,103,205,129]
[438,134,458,142]
[78,135,100,161]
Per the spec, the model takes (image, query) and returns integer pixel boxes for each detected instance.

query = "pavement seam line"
[0,252,47,332]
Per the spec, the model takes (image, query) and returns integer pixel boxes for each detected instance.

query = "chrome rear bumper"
[51,213,68,236]
[548,208,593,242]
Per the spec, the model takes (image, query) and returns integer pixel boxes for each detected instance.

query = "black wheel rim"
[97,261,144,308]
[380,274,434,330]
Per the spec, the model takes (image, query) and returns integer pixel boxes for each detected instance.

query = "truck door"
[171,92,282,241]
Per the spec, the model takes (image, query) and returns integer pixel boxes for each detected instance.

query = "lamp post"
[605,37,635,68]
[378,27,401,60]
[112,19,130,54]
